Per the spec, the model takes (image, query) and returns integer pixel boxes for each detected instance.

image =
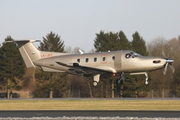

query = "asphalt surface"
[0,110,180,118]
[1,98,180,100]
[0,98,180,118]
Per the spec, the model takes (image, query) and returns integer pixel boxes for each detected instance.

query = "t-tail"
[15,39,68,68]
[15,39,41,68]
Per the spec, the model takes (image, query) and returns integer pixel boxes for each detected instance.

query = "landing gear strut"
[130,72,149,85]
[144,72,148,85]
[116,72,125,85]
[93,74,100,86]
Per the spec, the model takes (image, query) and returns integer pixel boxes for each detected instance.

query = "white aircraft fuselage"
[15,39,174,86]
[34,51,166,73]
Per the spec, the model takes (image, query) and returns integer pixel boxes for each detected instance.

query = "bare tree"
[65,46,84,54]
[147,36,180,97]
[65,46,72,53]
[73,47,84,54]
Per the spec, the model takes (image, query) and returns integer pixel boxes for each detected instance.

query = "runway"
[0,98,180,119]
[0,110,180,118]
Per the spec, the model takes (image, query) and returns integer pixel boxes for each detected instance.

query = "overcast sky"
[1,0,180,52]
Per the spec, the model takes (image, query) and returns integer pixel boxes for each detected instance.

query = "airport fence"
[0,89,179,98]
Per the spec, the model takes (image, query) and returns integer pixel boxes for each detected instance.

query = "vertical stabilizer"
[15,39,41,68]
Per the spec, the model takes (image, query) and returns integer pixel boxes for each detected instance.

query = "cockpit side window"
[125,53,131,58]
[125,52,141,59]
[132,52,141,57]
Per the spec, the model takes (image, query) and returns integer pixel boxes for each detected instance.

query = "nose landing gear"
[115,72,149,85]
[130,72,149,85]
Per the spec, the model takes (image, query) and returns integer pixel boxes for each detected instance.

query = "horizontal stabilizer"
[14,39,40,47]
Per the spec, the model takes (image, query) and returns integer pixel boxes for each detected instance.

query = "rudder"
[15,39,41,68]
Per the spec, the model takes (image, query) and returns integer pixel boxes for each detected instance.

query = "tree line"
[0,31,180,98]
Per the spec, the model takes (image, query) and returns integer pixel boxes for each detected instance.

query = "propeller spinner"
[162,51,175,75]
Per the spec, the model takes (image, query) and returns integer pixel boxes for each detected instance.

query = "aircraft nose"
[152,57,174,74]
[153,60,161,64]
[152,58,174,65]
[165,58,174,64]
[151,58,166,69]
[152,58,166,64]
[163,58,175,74]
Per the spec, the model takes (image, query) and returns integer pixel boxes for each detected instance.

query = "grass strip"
[0,99,180,110]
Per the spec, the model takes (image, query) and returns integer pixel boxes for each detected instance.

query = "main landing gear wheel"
[93,81,98,86]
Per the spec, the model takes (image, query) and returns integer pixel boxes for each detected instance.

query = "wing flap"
[55,61,117,74]
[41,67,65,72]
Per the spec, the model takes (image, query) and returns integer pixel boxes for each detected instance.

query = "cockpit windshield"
[125,52,142,59]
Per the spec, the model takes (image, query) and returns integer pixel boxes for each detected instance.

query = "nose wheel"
[145,81,148,85]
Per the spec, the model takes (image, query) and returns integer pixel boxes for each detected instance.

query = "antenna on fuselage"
[79,50,84,54]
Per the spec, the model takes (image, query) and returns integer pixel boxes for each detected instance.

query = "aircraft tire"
[93,81,98,86]
[145,81,148,85]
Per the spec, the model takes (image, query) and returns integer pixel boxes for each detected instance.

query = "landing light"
[112,73,117,77]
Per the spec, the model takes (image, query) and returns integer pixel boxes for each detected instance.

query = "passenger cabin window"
[94,57,97,62]
[112,56,115,60]
[77,59,80,63]
[102,57,106,61]
[85,58,89,62]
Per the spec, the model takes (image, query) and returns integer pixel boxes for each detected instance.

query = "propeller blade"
[169,65,175,73]
[168,47,173,57]
[163,63,168,75]
[162,51,166,58]
[162,49,174,75]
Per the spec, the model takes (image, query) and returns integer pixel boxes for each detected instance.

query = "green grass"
[0,99,180,110]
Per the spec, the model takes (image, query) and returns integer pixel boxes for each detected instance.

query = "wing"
[55,61,117,76]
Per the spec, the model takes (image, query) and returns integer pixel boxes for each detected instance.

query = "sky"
[1,0,180,52]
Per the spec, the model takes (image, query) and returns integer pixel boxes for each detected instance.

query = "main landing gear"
[93,74,100,86]
[116,72,125,85]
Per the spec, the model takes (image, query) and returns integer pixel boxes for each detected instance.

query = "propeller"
[162,50,175,75]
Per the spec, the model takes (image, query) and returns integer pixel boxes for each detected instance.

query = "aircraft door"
[114,53,122,70]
